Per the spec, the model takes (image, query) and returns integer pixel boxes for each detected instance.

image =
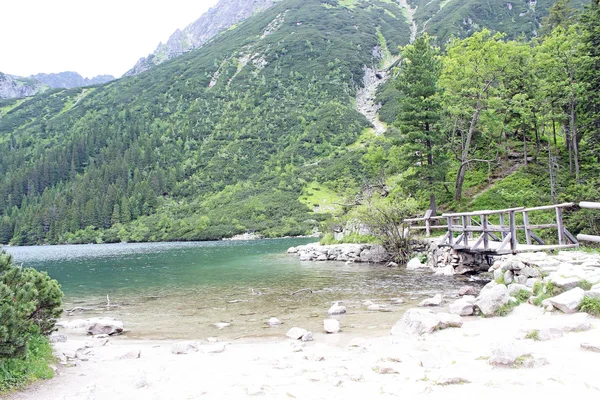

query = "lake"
[3,239,466,339]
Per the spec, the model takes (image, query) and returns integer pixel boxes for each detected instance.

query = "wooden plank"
[482,215,489,251]
[522,202,574,212]
[579,202,600,210]
[523,211,532,245]
[530,231,546,245]
[577,234,600,243]
[404,216,446,222]
[461,216,469,245]
[442,207,524,218]
[410,225,448,230]
[509,211,518,253]
[466,216,473,240]
[446,217,453,246]
[556,207,565,245]
[496,232,512,252]
[564,228,578,245]
[470,234,485,250]
[499,213,506,239]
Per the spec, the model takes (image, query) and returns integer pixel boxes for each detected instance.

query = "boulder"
[213,322,231,329]
[584,289,600,299]
[367,304,391,312]
[557,313,591,332]
[525,278,540,288]
[324,319,340,334]
[267,317,282,327]
[390,308,462,336]
[419,294,442,307]
[301,331,313,342]
[87,318,124,336]
[493,268,504,281]
[406,257,425,270]
[458,285,478,296]
[547,287,585,314]
[475,284,509,316]
[536,328,564,341]
[449,296,476,316]
[286,327,308,340]
[504,270,514,285]
[359,245,390,263]
[56,319,89,330]
[488,343,530,367]
[327,302,347,315]
[520,266,541,278]
[549,275,581,291]
[508,283,532,297]
[171,341,199,355]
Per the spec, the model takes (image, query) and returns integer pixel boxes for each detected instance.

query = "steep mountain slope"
[0,0,412,244]
[125,0,275,76]
[0,73,45,99]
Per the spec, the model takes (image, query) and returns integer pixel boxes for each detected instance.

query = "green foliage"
[525,329,540,341]
[579,296,600,316]
[495,299,520,316]
[0,251,62,359]
[320,232,379,245]
[578,280,593,290]
[0,335,54,393]
[515,289,532,303]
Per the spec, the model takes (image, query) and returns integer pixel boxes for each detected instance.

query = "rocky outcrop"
[323,319,340,334]
[475,282,509,316]
[0,71,114,99]
[547,287,585,314]
[286,327,308,340]
[87,318,124,336]
[0,72,44,99]
[287,243,391,263]
[31,71,114,89]
[125,0,274,76]
[449,296,476,316]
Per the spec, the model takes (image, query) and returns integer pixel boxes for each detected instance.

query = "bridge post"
[446,216,453,246]
[509,210,517,252]
[523,211,532,245]
[482,214,489,251]
[556,207,565,245]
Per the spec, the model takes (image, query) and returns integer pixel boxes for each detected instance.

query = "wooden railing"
[405,202,579,254]
[577,202,600,243]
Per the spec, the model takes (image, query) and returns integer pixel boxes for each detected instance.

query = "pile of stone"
[287,243,390,263]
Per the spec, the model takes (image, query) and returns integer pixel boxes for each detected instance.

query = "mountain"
[0,0,589,245]
[0,73,46,99]
[31,72,115,89]
[125,0,275,76]
[0,72,115,99]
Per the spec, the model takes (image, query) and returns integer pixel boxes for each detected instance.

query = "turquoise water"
[3,239,465,339]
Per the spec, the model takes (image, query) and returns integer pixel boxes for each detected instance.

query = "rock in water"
[324,319,340,334]
[286,327,308,340]
[458,285,478,296]
[547,287,585,314]
[475,284,509,316]
[406,257,425,270]
[171,341,199,355]
[390,308,462,336]
[87,318,124,336]
[419,293,442,307]
[267,317,282,327]
[327,302,347,315]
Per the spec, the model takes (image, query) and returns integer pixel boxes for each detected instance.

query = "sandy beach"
[7,302,599,400]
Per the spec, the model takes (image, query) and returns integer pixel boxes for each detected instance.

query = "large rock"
[87,318,124,336]
[286,327,308,340]
[419,294,442,307]
[475,284,509,316]
[549,275,581,291]
[359,245,390,263]
[584,289,600,299]
[390,308,462,336]
[406,257,426,270]
[508,283,532,297]
[547,287,585,314]
[458,285,478,296]
[449,296,476,316]
[267,317,282,327]
[488,343,530,367]
[323,319,340,334]
[520,266,541,278]
[556,313,591,332]
[327,302,347,315]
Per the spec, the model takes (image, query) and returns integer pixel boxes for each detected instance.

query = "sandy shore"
[7,303,600,400]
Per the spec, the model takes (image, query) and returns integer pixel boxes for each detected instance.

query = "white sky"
[0,0,220,78]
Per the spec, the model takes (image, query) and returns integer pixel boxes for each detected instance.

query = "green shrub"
[515,289,532,303]
[0,250,62,391]
[525,330,540,341]
[579,297,600,317]
[578,280,593,291]
[0,335,55,392]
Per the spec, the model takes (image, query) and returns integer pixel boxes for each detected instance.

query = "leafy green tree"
[393,34,446,213]
[541,0,578,36]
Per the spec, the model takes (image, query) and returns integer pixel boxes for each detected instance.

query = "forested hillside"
[0,0,597,246]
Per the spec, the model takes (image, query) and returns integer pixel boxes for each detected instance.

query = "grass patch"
[515,289,532,303]
[578,280,593,291]
[579,297,600,317]
[514,354,534,368]
[495,300,520,317]
[525,329,540,341]
[299,182,343,213]
[0,335,55,393]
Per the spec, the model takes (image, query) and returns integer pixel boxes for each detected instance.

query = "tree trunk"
[455,104,481,201]
[564,123,573,176]
[570,96,580,182]
[523,126,528,166]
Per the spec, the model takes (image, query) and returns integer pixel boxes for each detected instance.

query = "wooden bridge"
[404,202,600,255]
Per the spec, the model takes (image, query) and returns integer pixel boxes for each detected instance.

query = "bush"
[0,250,62,390]
[579,297,600,317]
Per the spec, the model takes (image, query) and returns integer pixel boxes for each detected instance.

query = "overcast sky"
[0,0,220,78]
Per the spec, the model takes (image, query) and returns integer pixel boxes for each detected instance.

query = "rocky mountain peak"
[124,0,275,76]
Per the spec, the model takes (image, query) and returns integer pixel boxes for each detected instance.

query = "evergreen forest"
[0,0,598,246]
